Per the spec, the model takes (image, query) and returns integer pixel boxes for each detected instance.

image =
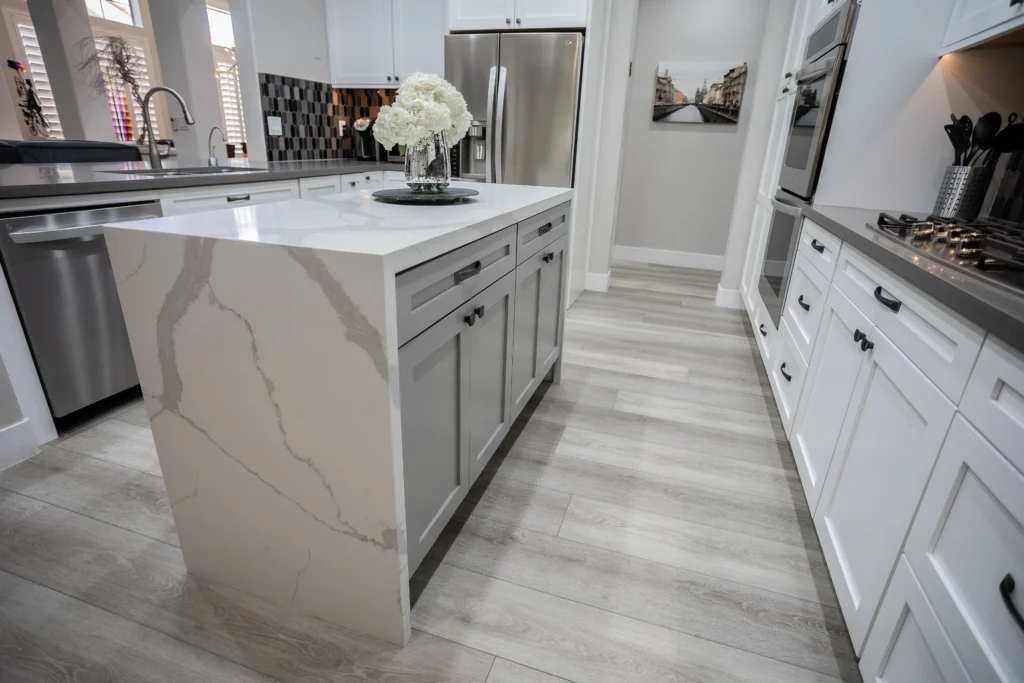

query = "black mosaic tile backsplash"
[259,73,342,161]
[335,88,397,155]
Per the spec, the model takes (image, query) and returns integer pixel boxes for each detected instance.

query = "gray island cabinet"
[102,183,571,647]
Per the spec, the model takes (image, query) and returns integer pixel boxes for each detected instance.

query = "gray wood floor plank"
[112,399,152,428]
[0,569,277,683]
[56,417,162,476]
[0,504,495,683]
[429,515,859,682]
[411,561,843,683]
[0,445,178,546]
[559,496,838,607]
[614,391,781,439]
[492,445,811,547]
[486,659,571,683]
[463,474,570,536]
[0,489,48,530]
[559,346,690,382]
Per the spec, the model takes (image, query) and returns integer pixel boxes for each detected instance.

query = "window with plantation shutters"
[92,33,160,142]
[213,48,246,145]
[3,9,64,139]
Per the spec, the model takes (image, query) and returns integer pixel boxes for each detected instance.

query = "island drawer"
[396,226,517,346]
[517,202,570,264]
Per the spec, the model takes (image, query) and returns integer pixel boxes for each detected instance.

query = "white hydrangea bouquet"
[374,72,473,192]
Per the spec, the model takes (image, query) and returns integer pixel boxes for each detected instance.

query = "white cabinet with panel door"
[942,0,1024,53]
[340,171,384,193]
[513,0,587,28]
[327,0,447,88]
[298,175,343,198]
[448,0,585,31]
[448,0,515,30]
[159,180,299,216]
[814,321,956,654]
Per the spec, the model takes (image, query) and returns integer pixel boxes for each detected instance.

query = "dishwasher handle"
[9,223,106,244]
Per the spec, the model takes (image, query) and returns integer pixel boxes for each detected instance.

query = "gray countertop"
[804,204,1024,351]
[0,158,403,200]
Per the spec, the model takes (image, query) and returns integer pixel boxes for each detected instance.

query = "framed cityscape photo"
[652,62,748,124]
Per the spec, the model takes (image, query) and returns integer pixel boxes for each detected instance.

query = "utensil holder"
[933,165,995,220]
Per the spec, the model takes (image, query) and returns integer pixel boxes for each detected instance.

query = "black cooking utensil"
[985,123,1024,167]
[945,124,965,165]
[959,114,973,140]
[967,112,1002,165]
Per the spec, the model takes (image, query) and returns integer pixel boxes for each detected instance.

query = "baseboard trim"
[0,418,39,473]
[715,283,743,309]
[585,271,610,292]
[612,245,724,271]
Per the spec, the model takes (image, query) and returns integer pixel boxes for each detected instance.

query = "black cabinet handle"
[853,329,866,343]
[861,338,875,352]
[226,194,251,202]
[798,295,810,311]
[542,252,554,263]
[349,181,357,187]
[780,363,792,382]
[1000,573,1024,632]
[387,76,392,81]
[463,313,475,327]
[810,239,825,254]
[873,286,902,313]
[785,71,793,78]
[782,86,790,93]
[758,324,767,337]
[474,305,485,319]
[1012,0,1023,7]
[454,260,482,284]
[537,222,554,235]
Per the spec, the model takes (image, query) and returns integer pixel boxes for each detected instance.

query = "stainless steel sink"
[100,166,265,177]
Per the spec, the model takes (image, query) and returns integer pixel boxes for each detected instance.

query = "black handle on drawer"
[542,252,554,263]
[860,338,875,352]
[873,286,902,313]
[1012,0,1023,7]
[780,363,792,382]
[758,324,767,337]
[853,329,867,343]
[226,194,251,202]
[474,305,485,319]
[454,260,482,284]
[463,313,476,327]
[810,239,825,254]
[537,222,554,236]
[798,295,810,311]
[1000,574,1024,632]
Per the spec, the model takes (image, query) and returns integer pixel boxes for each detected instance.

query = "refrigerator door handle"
[494,66,507,184]
[485,66,497,184]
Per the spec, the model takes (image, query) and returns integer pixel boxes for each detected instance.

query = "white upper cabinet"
[449,0,585,31]
[942,0,1024,53]
[328,0,448,87]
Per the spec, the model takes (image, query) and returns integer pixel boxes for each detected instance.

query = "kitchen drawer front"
[751,286,778,370]
[782,252,829,365]
[834,247,984,403]
[960,337,1024,469]
[159,180,299,215]
[298,175,342,198]
[383,170,406,182]
[770,318,808,436]
[905,415,1024,683]
[340,171,384,192]
[859,557,972,683]
[396,226,517,346]
[798,218,842,280]
[517,202,570,265]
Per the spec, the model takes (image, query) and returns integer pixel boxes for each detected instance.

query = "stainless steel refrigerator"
[445,32,583,188]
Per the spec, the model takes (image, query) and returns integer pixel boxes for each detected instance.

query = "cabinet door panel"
[327,0,395,86]
[468,273,515,483]
[511,251,542,419]
[392,0,447,81]
[449,0,514,31]
[400,304,471,573]
[816,325,956,653]
[943,0,1024,50]
[536,236,566,374]
[513,0,587,29]
[791,285,870,513]
[906,416,1024,683]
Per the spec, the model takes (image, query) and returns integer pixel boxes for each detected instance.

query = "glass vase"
[405,132,451,193]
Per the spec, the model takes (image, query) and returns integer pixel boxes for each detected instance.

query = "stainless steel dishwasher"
[0,202,161,418]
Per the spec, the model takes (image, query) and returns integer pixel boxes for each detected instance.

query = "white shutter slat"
[213,47,246,146]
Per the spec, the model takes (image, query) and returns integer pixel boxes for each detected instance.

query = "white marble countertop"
[105,181,573,272]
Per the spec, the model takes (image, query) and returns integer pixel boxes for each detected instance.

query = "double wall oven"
[758,0,858,328]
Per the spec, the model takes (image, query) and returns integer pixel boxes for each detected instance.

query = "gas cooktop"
[867,212,1024,295]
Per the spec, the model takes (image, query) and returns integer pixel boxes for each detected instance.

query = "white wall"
[814,0,1024,211]
[247,0,330,83]
[612,0,771,266]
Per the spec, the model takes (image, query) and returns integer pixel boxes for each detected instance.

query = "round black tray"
[372,187,480,205]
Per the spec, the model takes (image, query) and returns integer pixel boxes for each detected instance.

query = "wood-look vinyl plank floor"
[0,265,857,683]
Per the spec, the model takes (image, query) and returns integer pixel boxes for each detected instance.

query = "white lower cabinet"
[905,415,1024,683]
[159,180,300,215]
[859,557,973,683]
[341,171,384,193]
[814,319,956,653]
[769,319,807,436]
[298,175,342,198]
[782,252,829,364]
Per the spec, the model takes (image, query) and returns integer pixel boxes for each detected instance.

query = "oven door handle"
[9,223,106,244]
[770,197,803,218]
[795,54,837,84]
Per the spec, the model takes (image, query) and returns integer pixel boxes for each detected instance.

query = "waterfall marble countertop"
[106,181,573,272]
[0,158,403,200]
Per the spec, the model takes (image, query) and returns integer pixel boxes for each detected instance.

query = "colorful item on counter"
[7,59,26,72]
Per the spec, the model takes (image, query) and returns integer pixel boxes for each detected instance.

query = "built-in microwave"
[778,0,858,201]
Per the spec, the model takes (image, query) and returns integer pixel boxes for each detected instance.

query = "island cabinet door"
[536,236,567,377]
[468,272,516,484]
[399,302,473,574]
[814,324,956,654]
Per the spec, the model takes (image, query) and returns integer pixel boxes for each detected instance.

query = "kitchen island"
[102,182,573,646]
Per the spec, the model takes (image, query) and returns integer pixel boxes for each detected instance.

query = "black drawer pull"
[758,324,767,337]
[454,260,482,284]
[873,286,902,313]
[226,194,251,202]
[1000,573,1024,632]
[782,86,790,93]
[780,363,792,382]
[810,239,825,254]
[860,338,874,352]
[537,222,554,236]
[853,329,866,343]
[798,295,810,311]
[474,305,485,319]
[542,252,554,263]
[463,313,476,327]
